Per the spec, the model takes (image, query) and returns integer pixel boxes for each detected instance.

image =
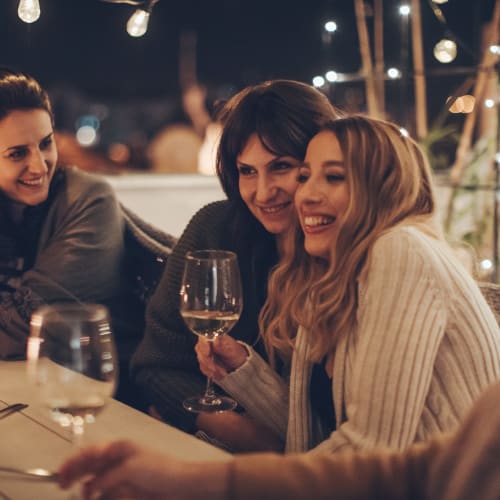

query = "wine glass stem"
[203,376,217,403]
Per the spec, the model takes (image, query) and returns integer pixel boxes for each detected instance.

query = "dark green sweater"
[131,200,278,432]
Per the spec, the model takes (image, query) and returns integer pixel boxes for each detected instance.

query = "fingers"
[195,339,228,380]
[58,440,138,489]
[195,337,248,377]
[212,336,248,370]
[81,462,136,500]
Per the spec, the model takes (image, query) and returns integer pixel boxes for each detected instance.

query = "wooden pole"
[449,0,500,185]
[410,0,428,139]
[374,0,385,116]
[354,0,380,117]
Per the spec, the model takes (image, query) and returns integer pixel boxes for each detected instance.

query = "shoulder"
[52,166,117,209]
[185,200,234,232]
[370,224,443,265]
[49,167,121,224]
[191,200,232,220]
[62,166,115,197]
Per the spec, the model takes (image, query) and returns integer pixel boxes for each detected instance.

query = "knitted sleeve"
[131,201,241,433]
[228,379,500,500]
[314,228,447,454]
[218,343,289,439]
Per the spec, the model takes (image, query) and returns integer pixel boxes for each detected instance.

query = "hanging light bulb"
[433,38,457,63]
[18,0,41,23]
[127,8,150,37]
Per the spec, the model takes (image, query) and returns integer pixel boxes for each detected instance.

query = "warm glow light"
[324,21,337,33]
[18,0,40,23]
[461,95,475,113]
[399,128,409,137]
[127,9,150,37]
[399,4,410,16]
[448,96,464,113]
[387,67,401,79]
[490,45,500,55]
[434,39,457,63]
[432,0,448,3]
[485,99,495,109]
[312,76,325,88]
[325,71,338,82]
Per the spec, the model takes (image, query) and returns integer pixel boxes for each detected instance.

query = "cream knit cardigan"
[219,224,500,453]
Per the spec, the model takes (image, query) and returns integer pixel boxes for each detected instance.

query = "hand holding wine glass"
[27,303,117,446]
[180,250,243,413]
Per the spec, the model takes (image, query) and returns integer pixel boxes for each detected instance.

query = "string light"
[433,38,457,63]
[387,67,401,79]
[18,0,40,23]
[127,8,150,37]
[325,71,338,82]
[399,4,411,16]
[99,0,159,37]
[324,21,337,33]
[312,76,325,88]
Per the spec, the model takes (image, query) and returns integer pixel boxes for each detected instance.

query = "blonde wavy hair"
[259,115,438,366]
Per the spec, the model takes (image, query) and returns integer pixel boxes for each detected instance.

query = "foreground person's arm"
[59,379,500,500]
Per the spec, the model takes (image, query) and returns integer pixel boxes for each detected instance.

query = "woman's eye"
[272,161,293,172]
[327,174,345,183]
[238,166,255,176]
[40,137,53,150]
[8,150,25,160]
[297,173,309,183]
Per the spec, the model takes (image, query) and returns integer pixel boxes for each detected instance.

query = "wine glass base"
[183,395,237,413]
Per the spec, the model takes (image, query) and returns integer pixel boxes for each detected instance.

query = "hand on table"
[58,440,228,500]
[195,336,248,381]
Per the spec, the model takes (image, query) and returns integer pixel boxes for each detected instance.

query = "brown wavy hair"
[0,67,53,123]
[260,115,439,365]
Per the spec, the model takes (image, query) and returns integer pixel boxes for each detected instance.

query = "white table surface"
[0,361,229,499]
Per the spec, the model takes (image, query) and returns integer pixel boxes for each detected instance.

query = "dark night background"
[0,0,495,154]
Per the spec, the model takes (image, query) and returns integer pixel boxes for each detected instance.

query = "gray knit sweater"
[131,200,278,432]
[0,166,125,359]
[219,224,500,453]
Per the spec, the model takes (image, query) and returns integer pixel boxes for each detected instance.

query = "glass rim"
[30,303,109,324]
[185,250,238,262]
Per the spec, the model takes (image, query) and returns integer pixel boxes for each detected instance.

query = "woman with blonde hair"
[196,114,500,453]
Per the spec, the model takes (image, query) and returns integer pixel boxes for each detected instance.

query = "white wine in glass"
[27,303,117,445]
[180,250,243,413]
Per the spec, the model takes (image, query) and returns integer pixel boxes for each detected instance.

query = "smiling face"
[237,133,301,235]
[0,109,57,206]
[295,130,350,262]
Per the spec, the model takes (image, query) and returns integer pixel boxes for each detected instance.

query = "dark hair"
[0,67,53,123]
[216,80,341,205]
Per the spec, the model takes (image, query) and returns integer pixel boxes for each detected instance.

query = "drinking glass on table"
[180,250,243,413]
[27,303,117,446]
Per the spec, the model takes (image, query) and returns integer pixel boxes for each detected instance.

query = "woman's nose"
[27,149,49,174]
[255,176,277,202]
[297,181,323,205]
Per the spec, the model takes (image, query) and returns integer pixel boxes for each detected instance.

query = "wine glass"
[27,303,117,446]
[180,250,243,413]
